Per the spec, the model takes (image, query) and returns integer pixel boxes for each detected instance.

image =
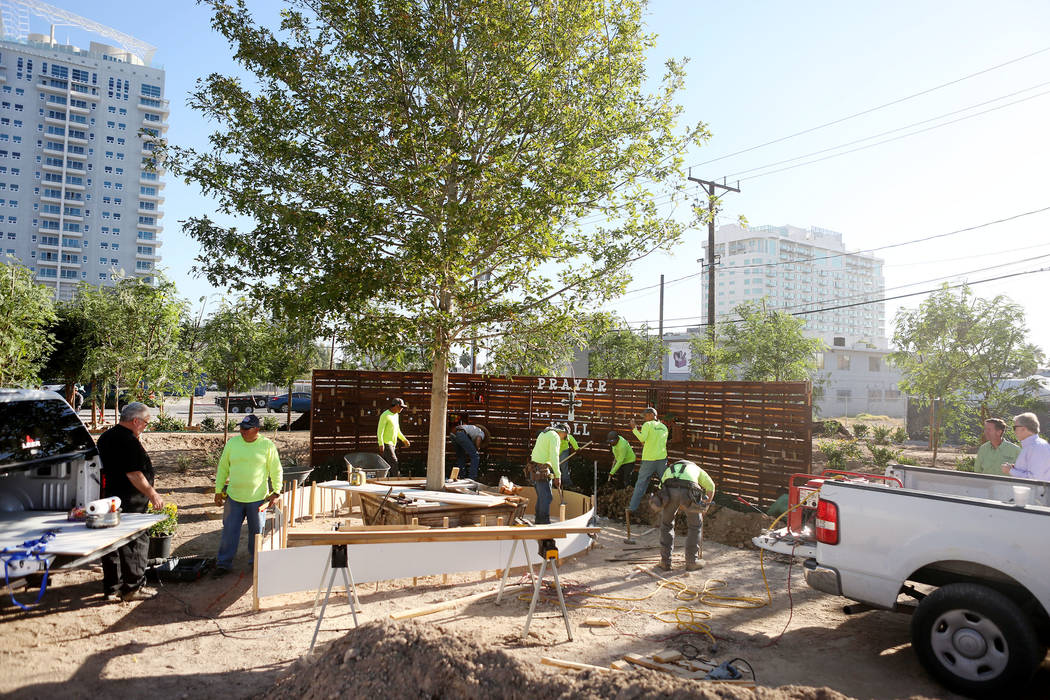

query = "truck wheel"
[245,406,254,414]
[231,406,241,414]
[911,582,1042,696]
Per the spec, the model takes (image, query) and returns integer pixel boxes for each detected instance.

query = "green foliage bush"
[199,416,219,432]
[147,502,178,537]
[896,455,919,466]
[867,444,902,469]
[955,456,976,472]
[821,420,839,438]
[892,427,908,444]
[818,440,862,468]
[852,423,869,439]
[149,413,185,432]
[227,419,239,432]
[870,426,892,445]
[263,415,280,432]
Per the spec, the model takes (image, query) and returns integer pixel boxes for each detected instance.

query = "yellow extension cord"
[523,490,823,645]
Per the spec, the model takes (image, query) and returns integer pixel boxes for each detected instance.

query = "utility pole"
[688,171,740,341]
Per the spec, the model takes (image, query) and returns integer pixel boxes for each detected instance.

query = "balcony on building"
[43,113,69,128]
[141,115,169,132]
[68,103,91,116]
[37,80,68,96]
[138,96,170,115]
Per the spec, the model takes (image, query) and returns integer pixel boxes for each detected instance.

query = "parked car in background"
[267,392,311,413]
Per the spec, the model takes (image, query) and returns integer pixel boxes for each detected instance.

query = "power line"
[723,80,1050,180]
[688,45,1050,169]
[627,266,1050,332]
[736,89,1050,183]
[615,204,1050,298]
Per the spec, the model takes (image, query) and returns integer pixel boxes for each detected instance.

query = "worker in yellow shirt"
[628,407,668,513]
[605,430,637,486]
[528,424,567,524]
[377,398,410,477]
[213,414,282,577]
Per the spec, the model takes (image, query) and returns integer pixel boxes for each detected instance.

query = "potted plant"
[147,503,178,560]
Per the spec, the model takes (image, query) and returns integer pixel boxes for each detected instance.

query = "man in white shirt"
[1002,412,1050,481]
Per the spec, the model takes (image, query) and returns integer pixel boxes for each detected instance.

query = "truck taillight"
[816,499,839,545]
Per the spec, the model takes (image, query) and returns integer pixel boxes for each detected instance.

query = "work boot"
[686,561,704,571]
[120,586,159,602]
[656,560,672,572]
[212,567,231,579]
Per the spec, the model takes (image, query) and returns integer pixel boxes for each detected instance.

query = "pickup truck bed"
[756,464,1050,696]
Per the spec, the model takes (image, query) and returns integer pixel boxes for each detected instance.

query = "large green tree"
[264,315,326,428]
[0,261,56,387]
[689,300,824,382]
[203,302,270,438]
[891,285,1044,463]
[588,326,666,380]
[166,0,706,487]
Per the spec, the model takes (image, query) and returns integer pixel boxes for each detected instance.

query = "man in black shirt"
[98,402,164,602]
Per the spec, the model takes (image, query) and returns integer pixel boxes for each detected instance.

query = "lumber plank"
[582,618,611,627]
[287,525,599,547]
[390,584,524,620]
[622,654,695,678]
[540,657,619,673]
[653,649,683,663]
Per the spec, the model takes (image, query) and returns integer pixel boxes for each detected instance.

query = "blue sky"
[41,1,1050,354]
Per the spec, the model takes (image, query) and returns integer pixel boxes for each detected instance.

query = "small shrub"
[871,426,892,445]
[263,415,280,432]
[149,413,185,432]
[892,427,908,444]
[227,419,239,432]
[147,502,178,537]
[199,416,218,432]
[175,454,194,474]
[821,420,839,438]
[955,456,976,472]
[897,455,918,466]
[852,423,869,439]
[818,440,862,468]
[867,444,902,469]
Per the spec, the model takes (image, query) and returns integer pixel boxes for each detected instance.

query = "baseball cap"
[390,398,407,408]
[239,414,261,429]
[606,430,619,445]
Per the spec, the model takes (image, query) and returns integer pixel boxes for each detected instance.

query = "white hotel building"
[0,6,167,300]
[662,223,907,419]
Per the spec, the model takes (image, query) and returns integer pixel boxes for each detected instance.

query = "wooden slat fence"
[310,370,812,506]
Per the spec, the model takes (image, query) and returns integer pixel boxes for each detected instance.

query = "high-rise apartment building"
[0,4,166,300]
[702,223,885,338]
[660,223,906,418]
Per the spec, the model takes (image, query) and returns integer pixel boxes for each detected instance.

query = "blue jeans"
[217,497,265,569]
[629,458,666,512]
[559,449,574,488]
[533,479,553,524]
[452,430,480,479]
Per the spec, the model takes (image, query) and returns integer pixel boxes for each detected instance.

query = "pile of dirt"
[265,620,854,700]
[597,486,660,525]
[703,506,773,549]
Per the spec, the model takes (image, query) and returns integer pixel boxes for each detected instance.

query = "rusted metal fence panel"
[311,370,812,506]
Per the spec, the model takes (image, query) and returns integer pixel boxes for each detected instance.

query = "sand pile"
[265,620,856,700]
[703,506,773,550]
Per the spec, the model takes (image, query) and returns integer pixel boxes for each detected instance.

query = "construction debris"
[264,620,858,699]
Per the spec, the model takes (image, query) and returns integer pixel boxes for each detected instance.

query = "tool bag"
[650,478,708,512]
[524,461,552,482]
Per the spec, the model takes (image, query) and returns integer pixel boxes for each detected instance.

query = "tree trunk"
[113,382,119,426]
[223,378,232,441]
[286,380,293,429]
[426,346,450,490]
[930,399,939,467]
[927,401,935,451]
[188,393,196,428]
[91,397,97,429]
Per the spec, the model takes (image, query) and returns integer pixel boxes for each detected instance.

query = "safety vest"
[660,460,701,485]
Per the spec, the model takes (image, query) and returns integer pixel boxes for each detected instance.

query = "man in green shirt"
[377,398,411,477]
[628,407,669,512]
[605,430,637,486]
[972,417,1020,474]
[528,424,566,524]
[655,459,716,571]
[213,414,282,577]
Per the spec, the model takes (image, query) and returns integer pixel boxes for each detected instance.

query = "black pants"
[381,443,400,477]
[101,530,149,595]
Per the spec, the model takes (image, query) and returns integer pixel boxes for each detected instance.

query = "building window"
[868,357,880,372]
[836,389,852,400]
[833,336,846,347]
[837,354,850,370]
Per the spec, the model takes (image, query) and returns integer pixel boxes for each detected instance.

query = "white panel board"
[256,509,596,599]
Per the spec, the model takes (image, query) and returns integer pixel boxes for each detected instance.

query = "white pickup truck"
[754,464,1050,697]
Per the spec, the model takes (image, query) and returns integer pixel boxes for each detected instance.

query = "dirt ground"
[1,433,1047,699]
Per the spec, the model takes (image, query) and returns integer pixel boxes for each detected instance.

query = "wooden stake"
[559,504,566,522]
[290,479,299,524]
[309,482,317,521]
[480,515,487,527]
[442,517,449,528]
[540,657,619,673]
[497,517,504,526]
[252,534,261,611]
[582,618,611,627]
